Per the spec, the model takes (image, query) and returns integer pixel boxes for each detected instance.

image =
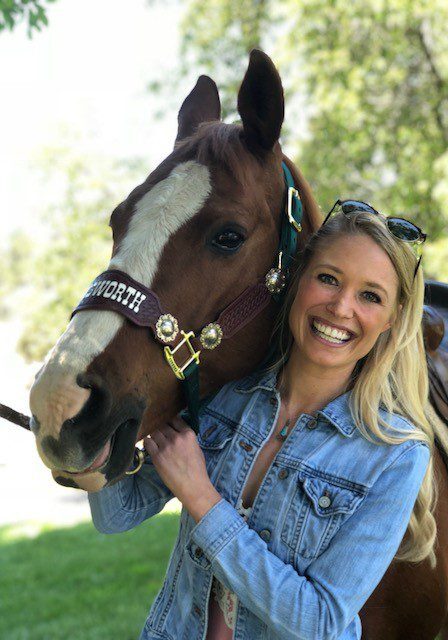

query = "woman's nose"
[326,291,355,318]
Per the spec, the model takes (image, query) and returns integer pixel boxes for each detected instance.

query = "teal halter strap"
[278,162,303,272]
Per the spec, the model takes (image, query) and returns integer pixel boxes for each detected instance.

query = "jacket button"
[278,468,289,479]
[239,440,253,452]
[318,495,331,508]
[259,529,271,542]
[193,604,201,617]
[194,546,204,558]
[307,418,317,429]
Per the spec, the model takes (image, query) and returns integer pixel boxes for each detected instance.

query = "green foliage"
[0,0,57,36]
[179,0,276,116]
[293,0,448,239]
[174,0,448,246]
[2,0,447,363]
[1,143,148,362]
[0,230,34,320]
[0,511,180,639]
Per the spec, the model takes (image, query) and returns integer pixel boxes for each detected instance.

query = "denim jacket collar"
[235,364,357,438]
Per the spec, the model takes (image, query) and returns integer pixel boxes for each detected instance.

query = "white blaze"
[30,161,211,438]
[109,160,211,285]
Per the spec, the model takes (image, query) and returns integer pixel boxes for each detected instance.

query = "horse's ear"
[175,75,221,144]
[237,49,284,154]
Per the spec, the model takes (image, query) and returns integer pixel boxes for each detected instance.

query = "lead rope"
[0,403,30,430]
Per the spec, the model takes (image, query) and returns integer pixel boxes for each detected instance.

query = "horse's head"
[29,50,321,491]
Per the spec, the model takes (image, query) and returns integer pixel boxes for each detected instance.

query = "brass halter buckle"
[287,186,302,233]
[164,330,200,380]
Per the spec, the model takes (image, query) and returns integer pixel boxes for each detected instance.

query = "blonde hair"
[270,211,439,566]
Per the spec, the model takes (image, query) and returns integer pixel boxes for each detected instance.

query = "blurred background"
[0,0,447,638]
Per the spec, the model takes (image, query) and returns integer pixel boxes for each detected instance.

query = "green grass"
[0,512,180,640]
[2,516,442,640]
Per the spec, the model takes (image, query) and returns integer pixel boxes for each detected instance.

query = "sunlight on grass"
[0,521,61,543]
[0,512,180,640]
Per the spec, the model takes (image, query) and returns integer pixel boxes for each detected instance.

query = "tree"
[0,0,57,36]
[173,0,448,258]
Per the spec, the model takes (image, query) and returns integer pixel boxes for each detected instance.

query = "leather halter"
[71,162,303,444]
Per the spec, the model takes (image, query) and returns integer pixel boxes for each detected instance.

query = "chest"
[240,416,286,507]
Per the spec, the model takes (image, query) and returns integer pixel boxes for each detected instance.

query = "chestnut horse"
[29,50,448,639]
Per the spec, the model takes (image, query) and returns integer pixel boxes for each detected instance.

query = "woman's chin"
[301,344,356,372]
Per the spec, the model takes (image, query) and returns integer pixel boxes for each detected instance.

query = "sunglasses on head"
[323,199,427,279]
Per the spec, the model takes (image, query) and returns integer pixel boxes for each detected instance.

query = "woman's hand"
[144,416,222,522]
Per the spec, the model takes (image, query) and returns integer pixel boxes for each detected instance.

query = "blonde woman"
[88,204,434,640]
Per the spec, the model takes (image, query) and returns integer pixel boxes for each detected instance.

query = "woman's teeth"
[312,320,351,344]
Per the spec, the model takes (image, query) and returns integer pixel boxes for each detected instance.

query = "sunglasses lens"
[387,218,421,242]
[341,200,376,215]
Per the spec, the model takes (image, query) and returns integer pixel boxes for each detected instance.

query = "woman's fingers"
[144,435,158,455]
[170,415,194,432]
[144,423,179,451]
[143,417,195,455]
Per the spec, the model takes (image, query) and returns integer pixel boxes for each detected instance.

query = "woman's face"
[289,234,400,375]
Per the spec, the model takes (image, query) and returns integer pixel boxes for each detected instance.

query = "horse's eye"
[211,229,246,253]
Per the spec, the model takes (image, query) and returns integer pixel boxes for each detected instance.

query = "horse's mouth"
[60,418,140,479]
[68,438,114,476]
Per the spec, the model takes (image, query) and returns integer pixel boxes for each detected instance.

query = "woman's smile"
[309,316,356,346]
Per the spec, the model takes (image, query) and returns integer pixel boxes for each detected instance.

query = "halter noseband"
[70,162,302,471]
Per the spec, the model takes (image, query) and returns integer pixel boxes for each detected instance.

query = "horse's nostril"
[68,373,112,429]
[76,372,104,392]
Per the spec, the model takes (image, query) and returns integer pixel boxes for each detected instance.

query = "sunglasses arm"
[323,200,341,225]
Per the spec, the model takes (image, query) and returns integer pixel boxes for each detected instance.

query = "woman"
[88,204,435,640]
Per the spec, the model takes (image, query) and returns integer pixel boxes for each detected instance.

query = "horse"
[28,49,448,639]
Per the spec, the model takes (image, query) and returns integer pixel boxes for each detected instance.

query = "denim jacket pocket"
[197,416,234,450]
[281,472,366,560]
[197,411,235,480]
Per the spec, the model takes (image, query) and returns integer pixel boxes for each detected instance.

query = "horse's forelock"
[175,121,257,188]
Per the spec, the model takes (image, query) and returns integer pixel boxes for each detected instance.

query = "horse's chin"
[52,468,108,492]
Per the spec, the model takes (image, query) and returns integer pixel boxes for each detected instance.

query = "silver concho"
[156,314,179,343]
[200,323,223,350]
[265,268,287,294]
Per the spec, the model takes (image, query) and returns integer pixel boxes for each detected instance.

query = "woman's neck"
[277,348,355,417]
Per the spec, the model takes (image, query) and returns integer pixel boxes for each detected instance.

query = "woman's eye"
[211,229,246,253]
[318,273,338,285]
[362,290,381,304]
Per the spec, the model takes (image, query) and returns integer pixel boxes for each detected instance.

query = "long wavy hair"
[270,211,441,566]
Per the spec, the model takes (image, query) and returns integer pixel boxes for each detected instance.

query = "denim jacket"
[88,366,429,640]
